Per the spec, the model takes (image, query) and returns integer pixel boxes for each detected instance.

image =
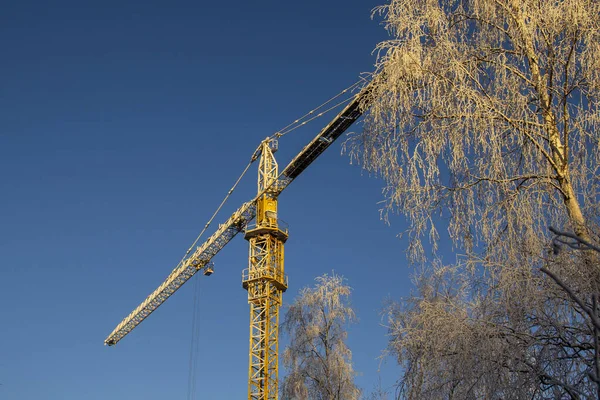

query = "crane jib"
[104,202,256,346]
[104,77,377,346]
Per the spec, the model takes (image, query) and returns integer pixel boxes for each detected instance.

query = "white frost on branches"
[346,0,600,397]
[280,273,360,400]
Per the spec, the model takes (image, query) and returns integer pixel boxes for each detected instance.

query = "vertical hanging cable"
[187,274,202,400]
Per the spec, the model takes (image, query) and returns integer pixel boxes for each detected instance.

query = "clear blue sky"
[0,1,445,398]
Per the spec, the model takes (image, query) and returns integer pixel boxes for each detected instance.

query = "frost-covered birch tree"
[280,273,360,400]
[351,0,600,262]
[346,0,600,397]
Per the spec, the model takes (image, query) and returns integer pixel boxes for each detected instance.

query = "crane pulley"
[104,75,378,400]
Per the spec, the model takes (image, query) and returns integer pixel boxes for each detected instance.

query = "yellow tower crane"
[104,77,377,400]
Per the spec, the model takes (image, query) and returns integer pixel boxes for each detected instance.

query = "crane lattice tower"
[242,139,288,400]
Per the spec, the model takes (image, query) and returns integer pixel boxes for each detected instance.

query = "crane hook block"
[203,261,215,276]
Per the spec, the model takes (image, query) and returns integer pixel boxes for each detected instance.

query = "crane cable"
[187,273,202,400]
[270,79,365,139]
[275,96,359,138]
[173,151,258,274]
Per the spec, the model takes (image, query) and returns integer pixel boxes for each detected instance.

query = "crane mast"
[242,139,287,399]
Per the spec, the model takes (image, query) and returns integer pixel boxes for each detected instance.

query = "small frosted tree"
[280,273,360,400]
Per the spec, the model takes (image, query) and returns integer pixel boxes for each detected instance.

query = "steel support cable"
[186,274,202,400]
[171,145,261,277]
[275,96,358,138]
[270,79,365,140]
